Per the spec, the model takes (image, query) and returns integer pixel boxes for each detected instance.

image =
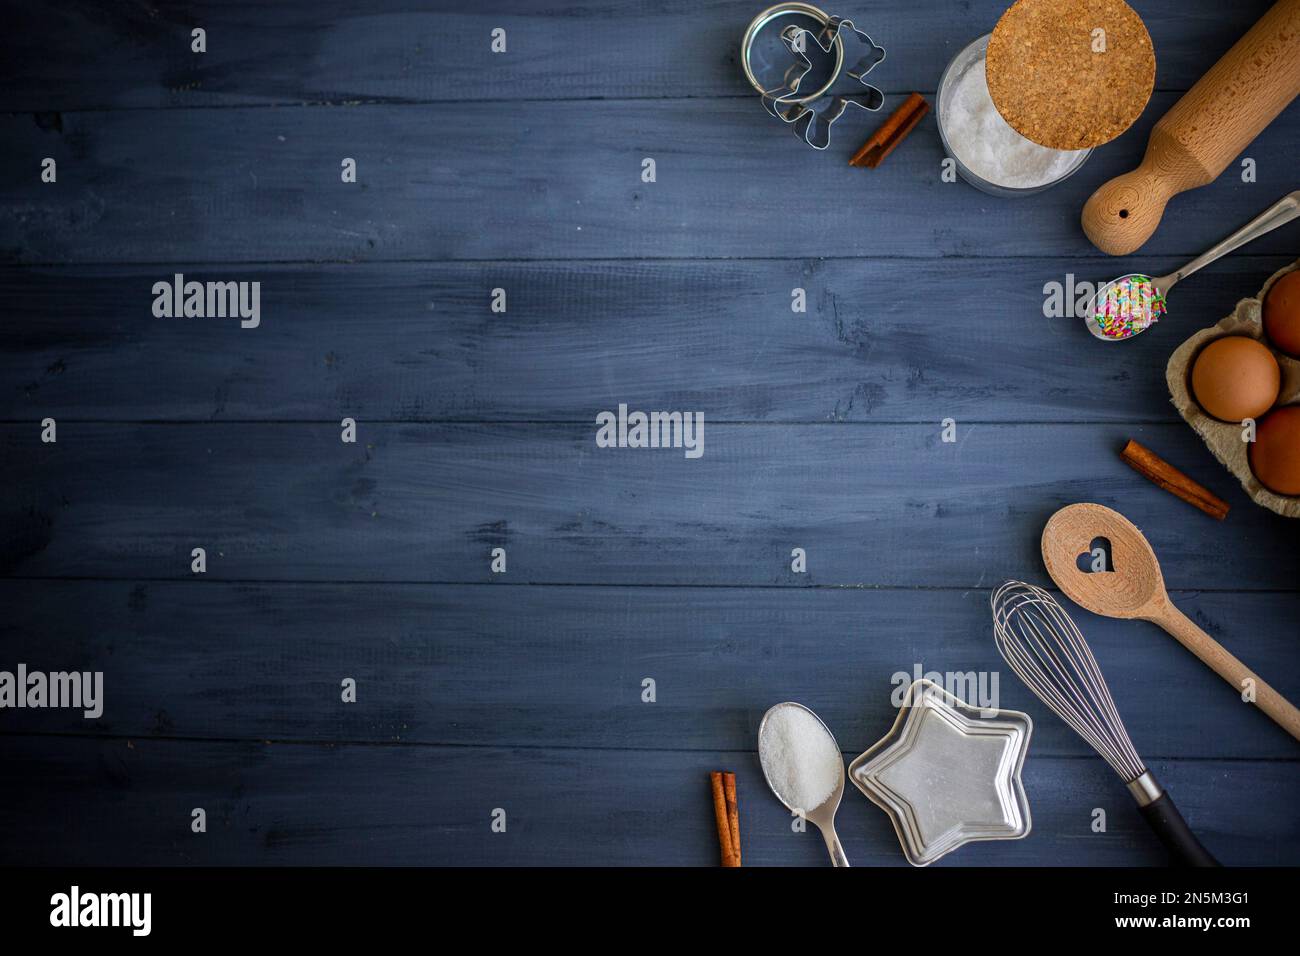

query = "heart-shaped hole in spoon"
[1075,536,1114,573]
[1042,503,1165,620]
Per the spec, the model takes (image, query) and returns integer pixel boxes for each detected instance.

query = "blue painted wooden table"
[0,0,1296,866]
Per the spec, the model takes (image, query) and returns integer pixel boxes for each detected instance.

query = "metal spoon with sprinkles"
[1086,191,1299,342]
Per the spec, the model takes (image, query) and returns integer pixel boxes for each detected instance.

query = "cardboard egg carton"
[1166,260,1300,517]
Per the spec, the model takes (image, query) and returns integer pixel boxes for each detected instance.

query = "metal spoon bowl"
[757,701,849,866]
[1085,272,1170,342]
[1086,190,1300,342]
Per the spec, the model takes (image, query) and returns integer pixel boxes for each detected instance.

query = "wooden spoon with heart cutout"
[1042,503,1300,743]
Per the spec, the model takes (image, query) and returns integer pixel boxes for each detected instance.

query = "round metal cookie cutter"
[740,2,846,105]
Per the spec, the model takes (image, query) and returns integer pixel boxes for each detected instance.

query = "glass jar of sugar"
[937,34,1092,196]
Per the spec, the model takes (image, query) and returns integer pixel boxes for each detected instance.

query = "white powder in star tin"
[759,704,843,812]
[943,57,1084,190]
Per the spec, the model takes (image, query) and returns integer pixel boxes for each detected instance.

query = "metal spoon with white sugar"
[1086,191,1299,342]
[758,701,849,867]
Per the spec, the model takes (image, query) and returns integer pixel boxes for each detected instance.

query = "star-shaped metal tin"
[849,679,1032,866]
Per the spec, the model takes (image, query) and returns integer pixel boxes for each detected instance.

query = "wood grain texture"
[0,735,1292,866]
[3,0,1298,869]
[3,423,1295,588]
[2,94,1298,264]
[0,1,1272,110]
[1,580,1297,758]
[2,257,1291,424]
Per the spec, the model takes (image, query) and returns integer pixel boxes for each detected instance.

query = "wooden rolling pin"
[1082,0,1300,255]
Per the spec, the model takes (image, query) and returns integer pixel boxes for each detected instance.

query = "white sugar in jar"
[937,34,1091,196]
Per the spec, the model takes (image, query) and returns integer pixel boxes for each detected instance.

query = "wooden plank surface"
[0,735,1292,866]
[3,94,1298,264]
[3,0,1298,869]
[4,422,1294,588]
[2,581,1297,759]
[0,1,1272,109]
[2,256,1292,424]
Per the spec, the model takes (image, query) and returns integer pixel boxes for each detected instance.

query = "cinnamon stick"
[723,772,741,866]
[710,772,739,867]
[1120,439,1230,520]
[849,92,930,168]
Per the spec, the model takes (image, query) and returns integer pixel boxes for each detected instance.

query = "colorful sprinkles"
[1092,274,1167,339]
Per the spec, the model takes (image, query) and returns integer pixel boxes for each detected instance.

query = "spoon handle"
[1154,602,1300,742]
[820,824,851,867]
[1165,191,1300,289]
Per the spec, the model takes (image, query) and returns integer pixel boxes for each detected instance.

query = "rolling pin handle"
[1081,163,1174,256]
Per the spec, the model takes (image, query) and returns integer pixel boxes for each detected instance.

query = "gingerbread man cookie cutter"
[741,3,886,150]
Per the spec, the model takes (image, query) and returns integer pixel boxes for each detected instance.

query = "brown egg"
[1190,336,1280,422]
[1264,270,1300,358]
[1250,406,1300,497]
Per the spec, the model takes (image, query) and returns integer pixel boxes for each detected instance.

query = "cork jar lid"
[986,0,1156,150]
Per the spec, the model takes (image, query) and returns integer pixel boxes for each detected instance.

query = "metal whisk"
[991,581,1219,867]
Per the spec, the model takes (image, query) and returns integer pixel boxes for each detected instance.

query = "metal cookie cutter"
[741,2,886,150]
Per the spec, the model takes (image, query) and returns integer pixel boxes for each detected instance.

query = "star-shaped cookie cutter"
[742,4,886,150]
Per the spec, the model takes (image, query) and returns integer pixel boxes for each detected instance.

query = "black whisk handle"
[1138,793,1220,867]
